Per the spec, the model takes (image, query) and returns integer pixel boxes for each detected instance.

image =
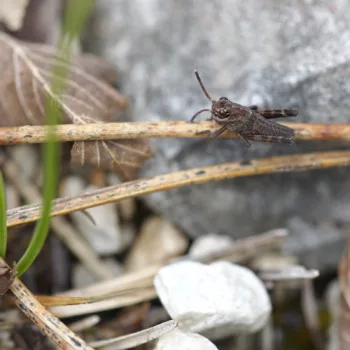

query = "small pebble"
[189,233,234,260]
[125,216,188,271]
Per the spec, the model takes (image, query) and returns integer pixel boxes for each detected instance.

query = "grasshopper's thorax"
[212,97,251,124]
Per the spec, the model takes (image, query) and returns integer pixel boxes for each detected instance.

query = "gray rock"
[87,0,350,271]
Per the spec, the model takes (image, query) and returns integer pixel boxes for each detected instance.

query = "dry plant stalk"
[89,320,177,350]
[0,32,152,179]
[2,121,350,144]
[338,237,350,348]
[6,150,350,228]
[301,280,324,350]
[0,257,93,349]
[176,228,288,264]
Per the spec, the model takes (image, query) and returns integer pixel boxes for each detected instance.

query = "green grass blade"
[16,0,94,276]
[0,172,7,258]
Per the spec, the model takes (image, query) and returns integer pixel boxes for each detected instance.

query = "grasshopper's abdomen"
[240,112,295,144]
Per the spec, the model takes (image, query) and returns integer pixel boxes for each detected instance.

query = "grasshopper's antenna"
[194,70,213,102]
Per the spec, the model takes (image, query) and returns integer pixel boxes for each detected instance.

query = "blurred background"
[2,1,350,349]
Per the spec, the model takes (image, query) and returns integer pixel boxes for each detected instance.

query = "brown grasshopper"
[190,70,297,147]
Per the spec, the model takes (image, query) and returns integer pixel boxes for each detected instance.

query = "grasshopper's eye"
[219,97,228,101]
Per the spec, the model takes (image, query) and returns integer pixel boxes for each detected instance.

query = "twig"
[0,257,93,349]
[51,264,160,318]
[6,150,350,228]
[89,320,177,350]
[2,152,114,280]
[171,228,288,264]
[68,315,101,333]
[1,121,350,144]
[259,266,319,281]
[301,280,325,350]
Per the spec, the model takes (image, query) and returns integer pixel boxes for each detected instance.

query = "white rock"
[189,233,234,260]
[72,258,123,289]
[61,176,125,255]
[154,328,218,350]
[154,261,271,340]
[125,216,188,271]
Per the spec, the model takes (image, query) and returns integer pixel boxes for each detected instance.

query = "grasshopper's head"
[212,96,238,123]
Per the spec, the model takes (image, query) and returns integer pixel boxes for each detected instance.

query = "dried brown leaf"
[0,0,29,31]
[0,33,153,179]
[23,43,119,84]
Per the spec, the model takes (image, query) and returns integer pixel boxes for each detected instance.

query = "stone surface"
[155,328,218,350]
[154,261,271,340]
[125,216,188,271]
[87,1,350,271]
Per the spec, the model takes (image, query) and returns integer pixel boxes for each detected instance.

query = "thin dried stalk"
[51,264,160,318]
[0,257,93,349]
[51,287,157,318]
[2,152,114,280]
[259,266,319,281]
[172,228,288,264]
[301,280,324,350]
[338,234,350,348]
[1,121,350,144]
[6,150,350,228]
[68,315,101,333]
[89,320,177,350]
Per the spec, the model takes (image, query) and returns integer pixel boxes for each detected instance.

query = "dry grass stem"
[51,288,157,318]
[6,150,350,228]
[51,265,160,318]
[173,228,288,264]
[259,266,319,281]
[68,315,101,333]
[1,121,350,144]
[89,320,177,350]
